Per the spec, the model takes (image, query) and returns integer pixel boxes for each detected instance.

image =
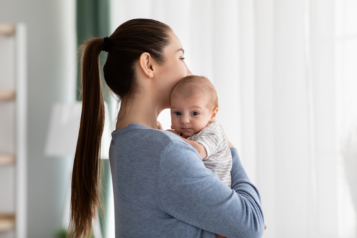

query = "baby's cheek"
[171,119,180,131]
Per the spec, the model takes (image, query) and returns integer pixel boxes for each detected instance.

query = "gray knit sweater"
[109,123,265,238]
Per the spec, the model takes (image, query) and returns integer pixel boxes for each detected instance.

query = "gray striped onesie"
[187,121,232,187]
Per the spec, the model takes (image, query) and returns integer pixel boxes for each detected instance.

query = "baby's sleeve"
[194,129,222,159]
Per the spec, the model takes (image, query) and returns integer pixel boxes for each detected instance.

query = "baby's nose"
[181,116,190,124]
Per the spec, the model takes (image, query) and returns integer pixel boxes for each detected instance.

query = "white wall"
[0,0,76,237]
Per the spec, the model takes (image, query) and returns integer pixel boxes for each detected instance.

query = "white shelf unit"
[0,23,27,238]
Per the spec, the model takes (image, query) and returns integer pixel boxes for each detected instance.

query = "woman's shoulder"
[110,123,195,156]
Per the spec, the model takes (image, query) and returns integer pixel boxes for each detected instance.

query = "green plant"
[53,228,95,238]
[53,228,67,238]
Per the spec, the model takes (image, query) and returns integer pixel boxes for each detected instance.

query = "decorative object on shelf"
[45,102,111,158]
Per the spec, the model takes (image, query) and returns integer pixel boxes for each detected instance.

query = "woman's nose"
[186,64,192,76]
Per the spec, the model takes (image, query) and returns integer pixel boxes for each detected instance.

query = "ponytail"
[68,38,105,238]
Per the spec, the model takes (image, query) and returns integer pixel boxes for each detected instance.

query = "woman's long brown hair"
[68,38,105,238]
[68,19,171,238]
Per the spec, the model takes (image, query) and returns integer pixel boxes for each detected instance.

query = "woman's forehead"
[165,31,183,53]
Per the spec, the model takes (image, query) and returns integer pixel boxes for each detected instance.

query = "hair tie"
[103,37,110,52]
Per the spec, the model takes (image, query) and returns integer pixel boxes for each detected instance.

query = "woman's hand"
[215,234,226,238]
[215,225,266,238]
[219,124,234,148]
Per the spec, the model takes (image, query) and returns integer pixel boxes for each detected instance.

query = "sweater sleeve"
[158,140,265,238]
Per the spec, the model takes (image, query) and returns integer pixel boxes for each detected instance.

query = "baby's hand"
[165,129,180,136]
[157,120,163,130]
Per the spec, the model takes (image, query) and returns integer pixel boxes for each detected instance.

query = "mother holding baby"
[69,19,265,238]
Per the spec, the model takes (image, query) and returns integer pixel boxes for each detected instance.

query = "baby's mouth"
[180,128,194,137]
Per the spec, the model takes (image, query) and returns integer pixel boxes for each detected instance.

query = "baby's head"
[170,75,219,138]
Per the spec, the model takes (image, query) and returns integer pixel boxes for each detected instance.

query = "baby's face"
[170,93,215,138]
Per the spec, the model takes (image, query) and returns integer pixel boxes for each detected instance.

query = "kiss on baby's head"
[170,75,219,138]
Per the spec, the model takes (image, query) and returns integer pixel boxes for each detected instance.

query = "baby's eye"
[192,112,199,116]
[174,112,181,116]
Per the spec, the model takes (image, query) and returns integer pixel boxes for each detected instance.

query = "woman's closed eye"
[179,57,185,61]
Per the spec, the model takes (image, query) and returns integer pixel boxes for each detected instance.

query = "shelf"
[0,24,16,36]
[0,90,16,100]
[0,22,26,237]
[0,214,15,232]
[0,154,16,165]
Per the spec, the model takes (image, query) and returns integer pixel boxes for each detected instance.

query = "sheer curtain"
[336,1,357,237]
[105,1,357,238]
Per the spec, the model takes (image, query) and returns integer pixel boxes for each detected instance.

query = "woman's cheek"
[180,63,188,77]
[174,60,188,78]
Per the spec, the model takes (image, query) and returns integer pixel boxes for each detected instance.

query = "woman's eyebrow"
[177,48,184,54]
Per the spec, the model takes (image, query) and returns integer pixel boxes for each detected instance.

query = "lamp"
[45,101,112,238]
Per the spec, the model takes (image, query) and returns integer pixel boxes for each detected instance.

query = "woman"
[69,19,265,238]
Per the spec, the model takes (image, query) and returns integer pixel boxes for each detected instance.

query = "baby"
[168,75,232,189]
[161,75,267,236]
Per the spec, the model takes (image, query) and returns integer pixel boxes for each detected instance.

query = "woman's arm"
[159,140,265,238]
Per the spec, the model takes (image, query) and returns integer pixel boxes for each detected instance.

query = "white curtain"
[106,1,357,238]
[336,1,357,238]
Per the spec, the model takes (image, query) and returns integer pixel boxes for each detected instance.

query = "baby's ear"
[209,107,219,122]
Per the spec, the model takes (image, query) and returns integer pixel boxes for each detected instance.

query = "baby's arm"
[160,124,207,159]
[181,138,207,160]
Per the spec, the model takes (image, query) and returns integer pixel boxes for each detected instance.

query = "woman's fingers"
[215,234,226,238]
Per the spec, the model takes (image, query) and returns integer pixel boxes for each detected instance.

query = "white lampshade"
[44,101,112,159]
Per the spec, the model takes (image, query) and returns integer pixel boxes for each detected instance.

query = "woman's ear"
[139,52,155,78]
[209,107,219,123]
